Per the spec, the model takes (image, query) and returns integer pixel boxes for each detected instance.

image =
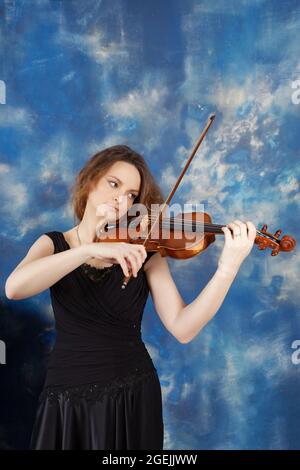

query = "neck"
[77,207,106,244]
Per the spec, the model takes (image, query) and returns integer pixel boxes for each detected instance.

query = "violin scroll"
[256,224,296,256]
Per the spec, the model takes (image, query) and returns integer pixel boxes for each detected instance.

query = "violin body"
[96,211,216,260]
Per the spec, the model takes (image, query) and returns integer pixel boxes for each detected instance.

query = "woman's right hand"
[85,242,147,278]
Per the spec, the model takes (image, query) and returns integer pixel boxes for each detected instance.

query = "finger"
[129,252,140,277]
[126,252,139,277]
[117,255,130,277]
[227,222,242,238]
[221,226,233,243]
[130,245,146,270]
[119,245,136,275]
[135,245,147,264]
[246,221,257,241]
[233,219,247,239]
[139,245,148,262]
[135,246,146,271]
[228,221,246,239]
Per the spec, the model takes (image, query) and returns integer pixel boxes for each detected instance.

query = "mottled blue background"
[0,0,299,450]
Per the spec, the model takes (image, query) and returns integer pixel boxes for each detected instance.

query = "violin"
[96,115,296,289]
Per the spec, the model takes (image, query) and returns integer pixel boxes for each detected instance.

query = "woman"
[5,145,256,450]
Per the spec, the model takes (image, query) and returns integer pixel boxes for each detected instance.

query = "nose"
[114,194,126,204]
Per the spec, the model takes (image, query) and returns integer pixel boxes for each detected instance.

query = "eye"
[108,180,137,201]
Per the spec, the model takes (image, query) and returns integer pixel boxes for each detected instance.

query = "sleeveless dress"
[30,231,164,450]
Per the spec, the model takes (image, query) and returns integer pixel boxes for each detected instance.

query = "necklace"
[76,225,116,282]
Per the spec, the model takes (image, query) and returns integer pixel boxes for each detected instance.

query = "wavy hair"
[70,145,165,223]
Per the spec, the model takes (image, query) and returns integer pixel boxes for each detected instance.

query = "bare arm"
[5,235,91,300]
[144,254,237,344]
[5,231,148,301]
[172,268,237,343]
[145,219,257,344]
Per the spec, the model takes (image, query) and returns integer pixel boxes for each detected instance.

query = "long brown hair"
[70,145,165,222]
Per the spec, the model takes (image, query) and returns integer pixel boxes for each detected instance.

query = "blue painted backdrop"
[0,0,299,450]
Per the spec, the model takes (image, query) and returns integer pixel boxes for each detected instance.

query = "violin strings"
[145,216,229,232]
[128,219,222,232]
[117,213,268,237]
[109,219,269,239]
[146,215,261,233]
[128,213,225,230]
[129,219,245,234]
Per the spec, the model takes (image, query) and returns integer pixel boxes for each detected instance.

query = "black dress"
[30,231,164,450]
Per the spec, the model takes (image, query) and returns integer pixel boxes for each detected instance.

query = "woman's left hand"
[218,219,257,275]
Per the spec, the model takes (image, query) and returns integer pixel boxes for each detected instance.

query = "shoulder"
[33,233,56,252]
[11,233,55,273]
[62,228,76,247]
[143,251,159,271]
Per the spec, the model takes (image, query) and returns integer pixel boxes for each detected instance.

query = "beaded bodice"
[39,368,157,405]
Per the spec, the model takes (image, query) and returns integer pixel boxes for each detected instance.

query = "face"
[87,161,141,222]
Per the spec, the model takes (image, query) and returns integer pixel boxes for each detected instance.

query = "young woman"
[5,145,256,450]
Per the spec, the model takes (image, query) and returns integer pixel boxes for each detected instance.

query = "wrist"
[216,263,239,278]
[78,243,94,262]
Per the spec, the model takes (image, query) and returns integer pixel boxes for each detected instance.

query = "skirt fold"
[30,369,164,450]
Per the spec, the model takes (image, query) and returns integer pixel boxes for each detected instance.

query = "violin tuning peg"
[260,224,268,233]
[274,229,282,238]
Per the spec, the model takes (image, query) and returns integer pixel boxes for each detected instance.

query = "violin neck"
[126,216,261,237]
[146,217,281,246]
[162,218,244,235]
